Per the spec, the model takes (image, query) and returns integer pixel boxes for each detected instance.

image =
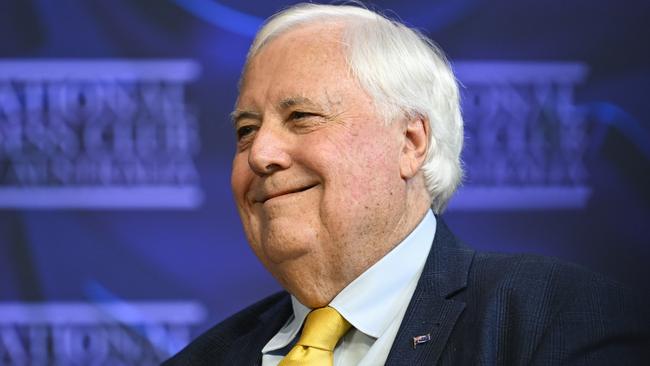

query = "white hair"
[243,3,464,213]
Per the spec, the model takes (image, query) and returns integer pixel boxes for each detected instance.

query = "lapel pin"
[412,333,431,349]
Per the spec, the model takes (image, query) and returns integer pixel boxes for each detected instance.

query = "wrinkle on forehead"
[236,20,377,130]
[239,21,350,90]
[278,90,344,112]
[232,92,347,131]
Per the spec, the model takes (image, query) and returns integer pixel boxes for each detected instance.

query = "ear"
[399,115,429,179]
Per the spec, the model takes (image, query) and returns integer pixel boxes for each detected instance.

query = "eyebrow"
[230,110,261,126]
[231,96,322,125]
[278,96,319,110]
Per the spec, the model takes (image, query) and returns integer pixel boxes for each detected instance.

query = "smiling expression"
[231,23,427,307]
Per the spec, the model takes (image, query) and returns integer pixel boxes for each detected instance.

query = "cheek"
[316,131,400,207]
[231,153,265,245]
[231,154,250,202]
[327,129,398,180]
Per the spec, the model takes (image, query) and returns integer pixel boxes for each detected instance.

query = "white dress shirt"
[261,210,436,366]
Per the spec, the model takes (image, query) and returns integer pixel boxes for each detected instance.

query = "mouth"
[258,184,318,204]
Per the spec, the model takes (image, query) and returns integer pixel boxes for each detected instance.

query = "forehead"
[237,23,354,108]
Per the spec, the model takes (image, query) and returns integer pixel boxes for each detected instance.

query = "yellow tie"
[278,306,352,366]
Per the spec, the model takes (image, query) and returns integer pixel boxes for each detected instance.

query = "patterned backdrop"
[1,0,649,364]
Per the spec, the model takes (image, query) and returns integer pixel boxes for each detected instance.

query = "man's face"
[231,24,412,307]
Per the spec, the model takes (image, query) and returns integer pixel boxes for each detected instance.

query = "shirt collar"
[330,210,436,337]
[262,210,436,352]
[261,296,310,353]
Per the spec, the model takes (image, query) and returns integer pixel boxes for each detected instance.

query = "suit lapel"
[385,218,474,366]
[224,294,293,366]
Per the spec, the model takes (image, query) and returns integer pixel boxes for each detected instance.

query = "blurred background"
[1,0,649,364]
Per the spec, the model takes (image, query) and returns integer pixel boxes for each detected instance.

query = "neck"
[294,180,432,308]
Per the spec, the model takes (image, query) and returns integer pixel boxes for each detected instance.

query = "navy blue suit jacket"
[164,219,650,365]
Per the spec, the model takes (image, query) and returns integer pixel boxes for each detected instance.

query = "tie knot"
[297,306,351,351]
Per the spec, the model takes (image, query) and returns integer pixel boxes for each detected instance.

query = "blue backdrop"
[1,0,648,364]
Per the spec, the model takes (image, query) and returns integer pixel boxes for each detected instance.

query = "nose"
[248,124,292,176]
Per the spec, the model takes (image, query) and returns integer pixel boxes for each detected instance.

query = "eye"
[236,125,258,140]
[289,111,315,120]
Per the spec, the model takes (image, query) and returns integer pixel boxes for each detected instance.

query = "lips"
[255,184,318,203]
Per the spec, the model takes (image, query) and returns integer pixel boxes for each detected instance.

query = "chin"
[292,288,333,309]
[261,240,310,266]
[258,226,318,264]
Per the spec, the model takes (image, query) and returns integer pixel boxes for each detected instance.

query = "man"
[165,3,649,365]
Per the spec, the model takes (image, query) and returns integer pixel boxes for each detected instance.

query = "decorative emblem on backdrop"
[0,59,202,208]
[451,61,590,210]
[0,301,205,364]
